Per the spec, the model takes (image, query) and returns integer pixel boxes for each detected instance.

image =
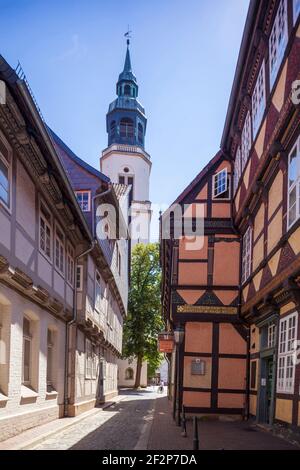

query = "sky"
[0,0,250,241]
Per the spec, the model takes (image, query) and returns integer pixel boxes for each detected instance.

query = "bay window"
[277,312,298,393]
[287,135,300,228]
[269,0,288,90]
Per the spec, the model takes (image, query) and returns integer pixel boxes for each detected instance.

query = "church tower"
[100,38,152,245]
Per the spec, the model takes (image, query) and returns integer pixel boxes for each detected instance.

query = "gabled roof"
[168,150,223,208]
[48,126,110,183]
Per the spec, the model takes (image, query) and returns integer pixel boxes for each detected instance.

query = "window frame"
[287,136,300,229]
[54,222,65,276]
[75,190,91,212]
[66,243,75,287]
[0,149,11,212]
[233,147,241,194]
[212,168,230,200]
[294,0,300,24]
[269,0,288,90]
[22,317,32,386]
[76,265,83,291]
[39,200,52,262]
[252,60,266,139]
[277,312,298,394]
[241,112,252,171]
[241,227,252,284]
[85,338,92,379]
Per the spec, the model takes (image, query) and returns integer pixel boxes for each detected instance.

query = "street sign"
[158,332,174,353]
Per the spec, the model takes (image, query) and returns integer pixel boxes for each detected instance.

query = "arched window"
[138,123,143,144]
[110,120,116,138]
[125,368,134,380]
[120,118,134,139]
[124,84,131,96]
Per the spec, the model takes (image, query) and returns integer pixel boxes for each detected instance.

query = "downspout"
[64,185,112,416]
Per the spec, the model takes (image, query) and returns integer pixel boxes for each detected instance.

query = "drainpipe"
[64,241,97,417]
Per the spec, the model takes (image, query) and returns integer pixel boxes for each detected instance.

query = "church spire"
[106,34,147,149]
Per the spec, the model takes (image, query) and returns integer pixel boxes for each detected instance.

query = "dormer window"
[269,0,288,90]
[213,168,230,200]
[75,190,91,212]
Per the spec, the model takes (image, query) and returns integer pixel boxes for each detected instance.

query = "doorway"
[257,354,275,424]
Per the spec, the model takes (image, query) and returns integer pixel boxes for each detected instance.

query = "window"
[288,136,300,228]
[0,152,10,209]
[55,225,64,274]
[119,174,134,204]
[95,272,102,313]
[269,0,288,90]
[116,244,121,276]
[138,123,143,144]
[241,112,252,171]
[294,0,300,24]
[252,61,266,138]
[124,84,131,96]
[85,339,92,379]
[76,265,83,291]
[267,323,276,349]
[85,339,97,379]
[110,120,116,138]
[250,361,257,389]
[277,312,298,393]
[75,190,91,212]
[233,147,241,193]
[39,202,52,260]
[67,244,75,286]
[47,329,55,391]
[22,317,32,385]
[125,368,134,380]
[120,118,134,139]
[213,168,230,199]
[242,227,252,284]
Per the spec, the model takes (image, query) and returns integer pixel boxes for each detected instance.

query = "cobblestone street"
[31,388,159,450]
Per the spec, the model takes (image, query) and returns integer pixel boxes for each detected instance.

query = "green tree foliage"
[122,243,163,387]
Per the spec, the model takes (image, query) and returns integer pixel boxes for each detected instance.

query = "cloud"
[53,34,87,62]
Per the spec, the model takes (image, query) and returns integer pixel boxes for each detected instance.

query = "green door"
[266,358,274,423]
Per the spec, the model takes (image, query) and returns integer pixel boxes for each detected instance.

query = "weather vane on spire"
[124,25,132,46]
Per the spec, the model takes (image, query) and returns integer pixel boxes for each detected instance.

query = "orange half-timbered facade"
[161,0,300,429]
[222,0,300,428]
[161,152,248,419]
